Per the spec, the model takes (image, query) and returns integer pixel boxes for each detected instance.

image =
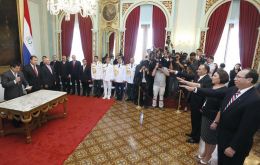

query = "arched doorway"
[123,4,168,64]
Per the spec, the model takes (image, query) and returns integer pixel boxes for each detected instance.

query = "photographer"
[151,62,170,109]
[133,60,150,108]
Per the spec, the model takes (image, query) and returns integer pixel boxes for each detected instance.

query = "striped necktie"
[224,91,241,111]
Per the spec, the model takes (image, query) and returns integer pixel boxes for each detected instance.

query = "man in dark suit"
[40,55,47,67]
[80,59,92,96]
[196,69,260,165]
[1,62,30,100]
[50,55,61,91]
[23,55,42,92]
[176,64,212,143]
[41,57,56,90]
[60,56,70,92]
[69,55,81,95]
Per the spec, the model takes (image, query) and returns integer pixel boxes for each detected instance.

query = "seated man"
[1,62,31,101]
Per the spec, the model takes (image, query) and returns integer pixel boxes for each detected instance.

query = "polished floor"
[64,100,260,165]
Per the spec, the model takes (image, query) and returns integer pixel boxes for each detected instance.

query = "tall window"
[71,14,84,63]
[134,26,153,64]
[134,5,153,64]
[214,0,240,72]
[214,23,240,72]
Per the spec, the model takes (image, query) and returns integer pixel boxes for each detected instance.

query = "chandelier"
[47,0,97,21]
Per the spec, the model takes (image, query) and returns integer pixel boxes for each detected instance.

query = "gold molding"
[120,32,125,54]
[162,1,173,14]
[102,3,117,23]
[57,33,61,57]
[205,0,219,13]
[199,31,206,51]
[252,37,260,70]
[122,3,133,16]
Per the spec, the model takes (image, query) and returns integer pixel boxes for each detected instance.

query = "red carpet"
[0,96,114,165]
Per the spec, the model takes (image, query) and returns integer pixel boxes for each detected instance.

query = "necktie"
[107,64,108,67]
[131,64,133,68]
[47,65,52,74]
[119,64,120,68]
[224,91,241,111]
[73,61,76,68]
[33,65,38,77]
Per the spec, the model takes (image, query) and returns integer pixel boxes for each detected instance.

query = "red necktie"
[224,91,240,111]
[33,66,38,77]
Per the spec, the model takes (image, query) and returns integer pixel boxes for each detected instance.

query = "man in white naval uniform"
[114,57,126,101]
[102,57,114,99]
[91,56,103,97]
[125,57,136,101]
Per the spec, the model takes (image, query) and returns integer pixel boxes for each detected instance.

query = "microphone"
[16,74,21,84]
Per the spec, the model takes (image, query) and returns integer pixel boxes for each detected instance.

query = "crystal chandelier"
[47,0,97,21]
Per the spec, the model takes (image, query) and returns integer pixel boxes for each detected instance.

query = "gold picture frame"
[0,0,23,74]
[102,3,117,22]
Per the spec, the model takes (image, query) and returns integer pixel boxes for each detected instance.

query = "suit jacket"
[51,60,61,79]
[1,70,28,100]
[197,86,260,155]
[69,60,81,79]
[60,61,70,78]
[133,64,150,86]
[23,64,42,92]
[185,74,212,109]
[41,65,56,88]
[80,65,92,82]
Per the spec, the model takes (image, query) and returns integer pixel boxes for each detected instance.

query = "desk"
[0,90,67,143]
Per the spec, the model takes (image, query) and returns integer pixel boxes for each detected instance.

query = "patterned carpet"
[64,101,260,165]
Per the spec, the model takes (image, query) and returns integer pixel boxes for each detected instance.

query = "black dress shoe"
[185,133,192,137]
[186,138,199,144]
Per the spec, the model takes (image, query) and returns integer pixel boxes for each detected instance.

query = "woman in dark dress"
[228,63,241,87]
[178,69,229,164]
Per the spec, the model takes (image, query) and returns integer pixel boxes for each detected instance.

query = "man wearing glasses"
[194,69,260,165]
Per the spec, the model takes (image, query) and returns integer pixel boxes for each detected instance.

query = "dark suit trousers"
[82,81,91,96]
[93,80,102,97]
[126,83,135,100]
[218,146,247,165]
[54,76,61,91]
[135,83,149,106]
[71,77,80,95]
[61,77,70,92]
[115,82,125,100]
[190,106,202,141]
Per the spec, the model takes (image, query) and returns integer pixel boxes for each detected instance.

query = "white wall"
[28,0,54,61]
[173,0,200,53]
[28,1,42,60]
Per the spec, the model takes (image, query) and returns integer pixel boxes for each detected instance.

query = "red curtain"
[79,15,93,65]
[61,15,75,57]
[204,2,231,57]
[109,33,115,55]
[239,0,260,68]
[124,6,140,64]
[152,5,167,49]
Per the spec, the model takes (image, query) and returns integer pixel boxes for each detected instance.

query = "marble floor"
[64,101,260,165]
